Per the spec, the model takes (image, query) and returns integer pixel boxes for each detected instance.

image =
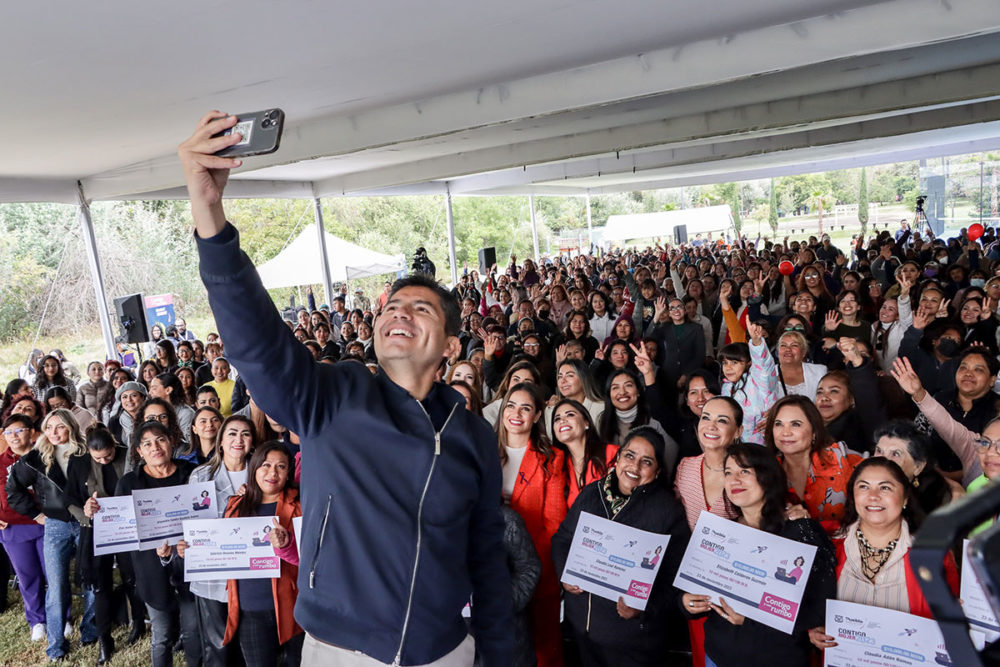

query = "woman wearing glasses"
[891,356,1000,528]
[795,264,835,326]
[648,296,706,391]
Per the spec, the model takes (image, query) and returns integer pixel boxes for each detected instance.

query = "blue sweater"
[197,224,513,665]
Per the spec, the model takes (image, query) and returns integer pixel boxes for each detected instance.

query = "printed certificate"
[825,599,952,667]
[183,517,281,582]
[132,481,216,550]
[673,511,816,634]
[962,539,1000,648]
[559,511,671,611]
[92,495,139,555]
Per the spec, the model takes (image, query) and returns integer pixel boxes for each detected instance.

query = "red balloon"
[969,223,985,241]
[779,260,795,276]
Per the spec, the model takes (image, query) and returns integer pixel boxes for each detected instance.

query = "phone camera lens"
[268,110,279,120]
[261,118,272,128]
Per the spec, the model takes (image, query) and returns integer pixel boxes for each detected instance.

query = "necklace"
[703,458,724,473]
[856,528,898,582]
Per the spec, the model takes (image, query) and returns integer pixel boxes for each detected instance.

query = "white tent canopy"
[5,0,1000,359]
[604,206,734,243]
[255,224,404,289]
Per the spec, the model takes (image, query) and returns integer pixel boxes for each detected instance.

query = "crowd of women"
[2,220,999,666]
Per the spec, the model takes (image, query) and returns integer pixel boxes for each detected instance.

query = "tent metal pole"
[445,183,458,285]
[313,198,334,308]
[77,183,116,362]
[585,193,594,247]
[529,194,540,263]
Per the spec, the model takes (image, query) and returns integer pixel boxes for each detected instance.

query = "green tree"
[804,191,835,236]
[768,178,779,235]
[857,168,869,237]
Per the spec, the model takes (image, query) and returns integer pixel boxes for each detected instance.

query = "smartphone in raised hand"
[213,109,284,158]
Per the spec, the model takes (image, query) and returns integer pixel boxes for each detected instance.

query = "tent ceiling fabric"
[3,0,1000,204]
[254,224,404,288]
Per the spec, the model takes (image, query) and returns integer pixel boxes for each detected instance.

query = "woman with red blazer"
[549,397,617,508]
[497,382,568,667]
[809,457,958,652]
[222,442,303,666]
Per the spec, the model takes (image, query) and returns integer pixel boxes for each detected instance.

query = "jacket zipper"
[308,494,333,589]
[393,402,457,666]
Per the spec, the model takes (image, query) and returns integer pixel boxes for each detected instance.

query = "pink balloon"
[779,261,795,276]
[969,223,984,241]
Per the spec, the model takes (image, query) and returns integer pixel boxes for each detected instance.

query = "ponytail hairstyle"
[85,422,121,452]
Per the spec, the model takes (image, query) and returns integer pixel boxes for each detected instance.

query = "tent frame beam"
[313,198,335,308]
[77,183,116,361]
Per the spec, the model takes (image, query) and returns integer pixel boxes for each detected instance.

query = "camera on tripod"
[916,195,927,213]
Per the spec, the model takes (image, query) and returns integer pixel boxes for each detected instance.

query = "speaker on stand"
[673,225,688,245]
[478,247,497,273]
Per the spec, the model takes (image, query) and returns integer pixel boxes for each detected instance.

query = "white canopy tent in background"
[255,223,404,289]
[603,206,735,244]
[4,1,1000,367]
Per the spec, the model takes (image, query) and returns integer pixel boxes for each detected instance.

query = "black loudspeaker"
[674,224,688,245]
[114,293,150,344]
[478,246,497,273]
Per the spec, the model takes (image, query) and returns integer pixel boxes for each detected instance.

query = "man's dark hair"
[196,385,219,398]
[389,273,461,337]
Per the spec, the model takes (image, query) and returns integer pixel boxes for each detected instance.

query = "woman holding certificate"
[218,441,303,666]
[682,443,837,667]
[115,419,198,667]
[553,427,690,667]
[182,414,257,666]
[808,458,959,651]
[764,395,862,532]
[71,424,141,664]
[497,382,567,667]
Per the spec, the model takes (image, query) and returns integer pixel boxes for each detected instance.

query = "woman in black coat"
[552,427,691,667]
[681,443,836,667]
[66,424,143,664]
[814,338,886,455]
[111,420,198,667]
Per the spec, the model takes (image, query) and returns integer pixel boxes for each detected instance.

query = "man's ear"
[443,335,462,362]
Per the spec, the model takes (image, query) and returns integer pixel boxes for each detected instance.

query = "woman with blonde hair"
[6,409,96,660]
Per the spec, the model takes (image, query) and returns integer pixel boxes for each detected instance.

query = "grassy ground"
[0,586,184,666]
[0,315,218,385]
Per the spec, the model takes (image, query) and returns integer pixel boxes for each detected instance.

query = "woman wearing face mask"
[872,420,964,516]
[553,428,690,667]
[808,458,958,652]
[550,399,617,507]
[898,309,965,397]
[815,339,886,455]
[676,371,721,460]
[496,383,567,667]
[764,395,862,533]
[684,443,837,667]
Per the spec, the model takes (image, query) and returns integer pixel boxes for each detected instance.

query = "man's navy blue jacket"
[197,224,513,665]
